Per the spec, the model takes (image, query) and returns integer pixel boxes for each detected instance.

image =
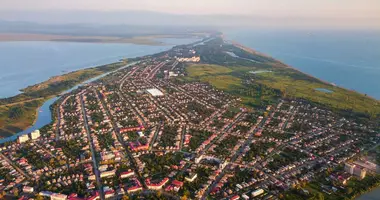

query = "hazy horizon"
[0,0,379,29]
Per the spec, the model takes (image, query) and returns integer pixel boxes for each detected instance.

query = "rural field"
[185,61,380,118]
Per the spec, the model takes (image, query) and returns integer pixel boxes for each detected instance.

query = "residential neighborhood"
[0,38,379,200]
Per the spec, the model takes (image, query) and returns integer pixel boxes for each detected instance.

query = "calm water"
[0,37,198,143]
[356,187,380,200]
[225,29,380,99]
[0,38,198,98]
[0,62,137,144]
[225,29,380,199]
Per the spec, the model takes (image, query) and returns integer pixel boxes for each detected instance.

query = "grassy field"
[185,60,380,118]
[255,71,380,116]
[0,61,127,137]
[185,38,380,117]
[186,64,232,77]
[200,75,241,90]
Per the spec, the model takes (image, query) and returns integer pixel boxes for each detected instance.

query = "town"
[0,37,379,200]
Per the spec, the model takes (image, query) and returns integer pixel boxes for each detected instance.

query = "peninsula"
[0,36,379,200]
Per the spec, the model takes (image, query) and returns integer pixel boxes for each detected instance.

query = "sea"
[225,29,380,199]
[1,30,380,198]
[225,29,380,100]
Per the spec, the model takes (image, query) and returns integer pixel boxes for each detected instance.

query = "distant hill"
[0,10,378,29]
[0,20,218,38]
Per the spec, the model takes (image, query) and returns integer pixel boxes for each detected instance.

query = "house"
[68,193,84,200]
[251,189,264,197]
[104,190,115,199]
[22,186,34,193]
[127,186,143,193]
[100,170,116,178]
[120,171,135,179]
[185,173,198,182]
[51,193,68,200]
[230,195,240,200]
[171,180,184,191]
[87,191,100,200]
[146,178,169,190]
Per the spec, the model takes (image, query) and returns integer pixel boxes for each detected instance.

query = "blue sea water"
[225,29,380,99]
[225,29,380,199]
[0,37,198,98]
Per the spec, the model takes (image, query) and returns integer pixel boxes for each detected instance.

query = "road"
[199,112,245,156]
[200,106,276,200]
[96,89,148,189]
[55,103,61,141]
[80,93,105,200]
[0,152,31,180]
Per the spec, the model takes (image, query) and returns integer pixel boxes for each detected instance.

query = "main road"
[96,89,148,189]
[80,93,105,200]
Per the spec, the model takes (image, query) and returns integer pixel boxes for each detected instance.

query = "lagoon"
[0,37,198,98]
[0,37,199,143]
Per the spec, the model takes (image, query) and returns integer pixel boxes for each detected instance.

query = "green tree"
[317,193,324,200]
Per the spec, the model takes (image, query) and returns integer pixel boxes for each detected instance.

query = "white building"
[18,134,29,143]
[51,193,68,200]
[23,186,34,193]
[185,173,197,182]
[100,170,116,178]
[353,167,366,179]
[176,56,201,63]
[30,130,41,140]
[146,88,164,97]
[345,163,355,174]
[251,189,264,197]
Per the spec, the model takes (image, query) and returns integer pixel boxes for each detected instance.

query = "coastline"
[1,35,379,138]
[0,36,203,137]
[0,34,379,199]
[0,61,139,141]
[229,40,380,101]
[354,182,380,200]
[0,62,126,137]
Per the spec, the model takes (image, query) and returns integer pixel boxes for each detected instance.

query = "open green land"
[0,61,127,137]
[184,38,380,119]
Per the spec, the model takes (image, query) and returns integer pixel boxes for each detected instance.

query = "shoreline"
[1,35,379,139]
[229,40,380,102]
[0,33,204,46]
[0,64,124,138]
[0,36,204,137]
[0,61,138,140]
[353,182,380,200]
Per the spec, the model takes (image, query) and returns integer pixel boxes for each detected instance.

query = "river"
[0,37,199,143]
[0,62,137,144]
[356,187,380,200]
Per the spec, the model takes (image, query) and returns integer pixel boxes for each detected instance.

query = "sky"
[0,0,379,28]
